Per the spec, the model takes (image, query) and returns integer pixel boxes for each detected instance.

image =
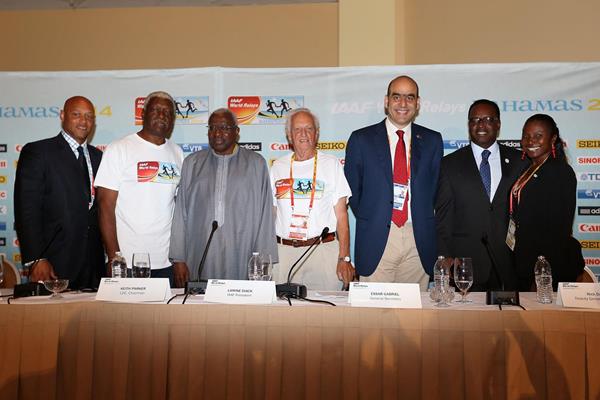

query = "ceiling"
[0,0,335,10]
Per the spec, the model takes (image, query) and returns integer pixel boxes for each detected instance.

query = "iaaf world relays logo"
[135,96,209,125]
[228,96,304,125]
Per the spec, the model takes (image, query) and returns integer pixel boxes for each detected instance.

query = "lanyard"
[509,156,548,215]
[289,152,318,212]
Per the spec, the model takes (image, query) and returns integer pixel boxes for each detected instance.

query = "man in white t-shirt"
[95,91,184,283]
[271,108,354,291]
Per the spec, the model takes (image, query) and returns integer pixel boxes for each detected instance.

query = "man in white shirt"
[95,91,184,283]
[435,99,527,290]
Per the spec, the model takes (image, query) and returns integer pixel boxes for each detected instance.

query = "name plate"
[95,278,171,303]
[204,279,276,304]
[556,282,600,309]
[349,282,422,308]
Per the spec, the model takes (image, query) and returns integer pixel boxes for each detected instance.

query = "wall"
[0,3,338,71]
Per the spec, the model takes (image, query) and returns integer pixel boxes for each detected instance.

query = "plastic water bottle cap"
[252,252,259,256]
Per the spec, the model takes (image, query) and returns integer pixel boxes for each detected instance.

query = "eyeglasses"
[468,116,499,125]
[207,124,236,133]
[388,94,417,103]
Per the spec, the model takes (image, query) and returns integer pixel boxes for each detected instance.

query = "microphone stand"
[482,232,520,306]
[185,221,218,296]
[276,227,329,299]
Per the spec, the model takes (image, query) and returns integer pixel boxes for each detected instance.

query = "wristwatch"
[338,256,351,262]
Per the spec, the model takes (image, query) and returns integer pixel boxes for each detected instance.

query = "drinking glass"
[0,254,5,287]
[248,253,273,281]
[132,253,151,278]
[43,279,69,299]
[453,257,474,303]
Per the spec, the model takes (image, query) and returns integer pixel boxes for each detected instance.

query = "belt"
[277,232,336,247]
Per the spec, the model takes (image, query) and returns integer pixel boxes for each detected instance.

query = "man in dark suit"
[435,99,526,290]
[345,76,443,290]
[14,96,105,289]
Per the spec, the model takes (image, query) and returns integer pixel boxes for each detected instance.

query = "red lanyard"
[289,152,318,213]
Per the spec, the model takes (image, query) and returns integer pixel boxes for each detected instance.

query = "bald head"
[60,96,95,144]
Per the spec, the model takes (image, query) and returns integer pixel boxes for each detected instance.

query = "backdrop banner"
[1,63,599,279]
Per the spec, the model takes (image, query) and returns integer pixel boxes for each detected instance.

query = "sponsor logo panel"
[578,172,600,182]
[179,143,209,153]
[0,176,6,184]
[0,191,7,200]
[0,105,60,118]
[0,205,6,215]
[238,142,262,152]
[228,96,303,125]
[579,206,600,216]
[443,140,469,150]
[577,156,600,165]
[0,144,6,152]
[581,240,600,250]
[585,257,600,266]
[578,189,600,199]
[0,238,5,246]
[577,140,600,149]
[579,223,600,233]
[135,96,209,125]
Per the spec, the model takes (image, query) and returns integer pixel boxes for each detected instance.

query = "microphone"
[481,232,520,306]
[185,220,218,295]
[14,224,63,298]
[276,227,330,299]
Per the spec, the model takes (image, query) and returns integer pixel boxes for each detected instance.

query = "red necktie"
[392,130,408,227]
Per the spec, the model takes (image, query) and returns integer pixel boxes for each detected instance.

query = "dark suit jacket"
[14,134,105,288]
[344,119,443,277]
[435,144,526,290]
[513,157,581,290]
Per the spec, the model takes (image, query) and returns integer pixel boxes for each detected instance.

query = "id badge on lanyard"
[393,183,409,211]
[288,153,317,240]
[505,217,516,251]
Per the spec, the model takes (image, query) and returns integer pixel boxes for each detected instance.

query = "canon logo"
[271,143,291,151]
[579,223,600,233]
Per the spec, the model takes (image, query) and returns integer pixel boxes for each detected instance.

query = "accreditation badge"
[289,213,309,240]
[393,183,409,211]
[505,217,517,251]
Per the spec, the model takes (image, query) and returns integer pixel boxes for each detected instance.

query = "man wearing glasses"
[344,75,443,290]
[435,99,526,290]
[169,108,277,287]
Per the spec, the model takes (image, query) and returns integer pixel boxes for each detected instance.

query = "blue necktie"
[480,149,491,199]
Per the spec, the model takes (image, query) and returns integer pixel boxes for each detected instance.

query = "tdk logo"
[579,172,600,182]
[179,143,208,153]
[0,105,60,118]
[578,189,600,199]
[238,142,262,152]
[579,206,600,216]
[443,140,469,149]
[500,99,583,112]
[497,140,522,149]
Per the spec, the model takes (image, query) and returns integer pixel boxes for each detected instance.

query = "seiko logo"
[0,106,60,118]
[578,189,600,199]
[577,140,600,149]
[317,142,346,151]
[579,206,600,216]
[578,172,600,181]
[581,240,600,250]
[238,142,262,151]
[497,140,522,148]
[579,223,600,233]
[443,140,469,149]
[577,157,600,165]
[500,99,583,112]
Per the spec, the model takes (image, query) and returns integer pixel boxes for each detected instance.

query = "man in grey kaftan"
[169,108,277,286]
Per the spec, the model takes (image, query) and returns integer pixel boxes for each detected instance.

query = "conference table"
[0,290,598,400]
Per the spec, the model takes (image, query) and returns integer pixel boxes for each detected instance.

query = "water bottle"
[247,252,261,281]
[432,256,452,306]
[111,252,128,278]
[534,255,553,304]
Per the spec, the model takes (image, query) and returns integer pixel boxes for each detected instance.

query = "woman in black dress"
[510,114,583,291]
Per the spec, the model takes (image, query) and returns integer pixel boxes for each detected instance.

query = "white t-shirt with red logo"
[270,151,351,239]
[95,133,184,269]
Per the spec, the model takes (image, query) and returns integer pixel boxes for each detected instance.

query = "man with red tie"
[344,76,443,290]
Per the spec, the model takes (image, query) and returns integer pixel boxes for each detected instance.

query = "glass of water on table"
[132,253,151,278]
